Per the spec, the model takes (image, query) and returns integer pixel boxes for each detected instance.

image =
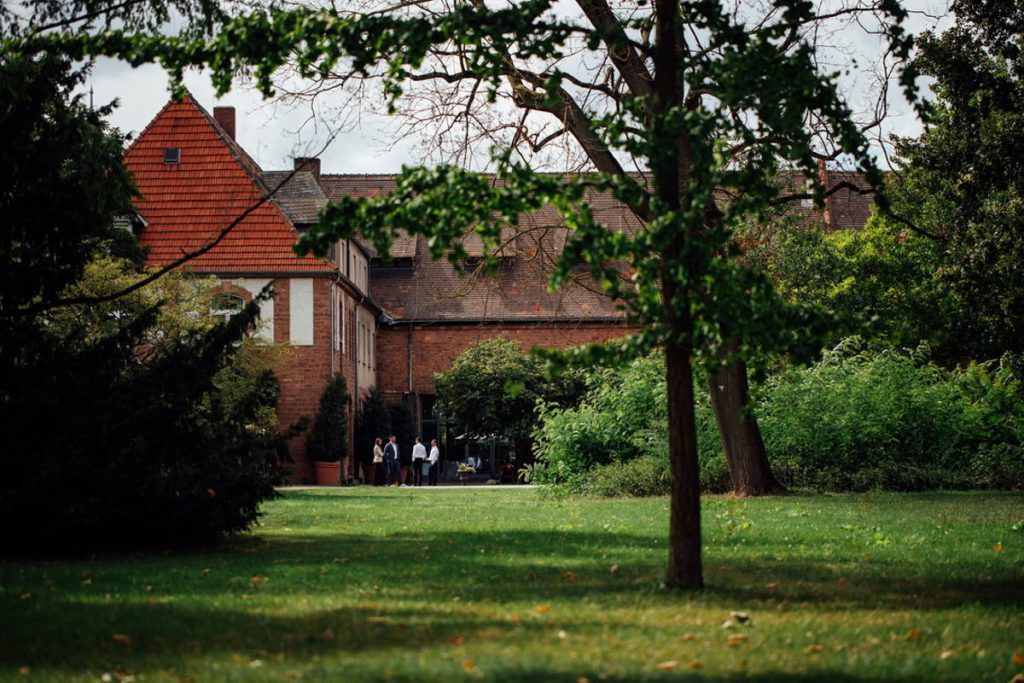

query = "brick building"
[124,96,872,482]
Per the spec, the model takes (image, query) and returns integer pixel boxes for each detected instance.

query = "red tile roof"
[124,95,335,274]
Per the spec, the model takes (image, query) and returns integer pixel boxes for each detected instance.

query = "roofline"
[188,270,339,278]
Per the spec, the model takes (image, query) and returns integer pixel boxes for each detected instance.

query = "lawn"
[1,489,1022,682]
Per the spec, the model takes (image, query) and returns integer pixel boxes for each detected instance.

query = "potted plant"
[307,374,349,486]
[456,462,475,484]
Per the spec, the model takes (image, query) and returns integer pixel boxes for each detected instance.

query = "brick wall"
[375,320,638,402]
[270,277,361,483]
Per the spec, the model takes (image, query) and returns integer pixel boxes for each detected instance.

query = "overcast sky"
[89,2,949,175]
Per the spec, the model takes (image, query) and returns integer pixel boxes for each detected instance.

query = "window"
[211,292,245,322]
[163,147,181,164]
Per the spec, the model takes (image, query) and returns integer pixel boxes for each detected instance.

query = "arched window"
[211,292,245,322]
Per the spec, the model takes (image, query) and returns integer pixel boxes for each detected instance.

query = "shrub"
[758,339,1024,491]
[355,389,391,467]
[531,354,730,493]
[530,341,1024,495]
[582,455,671,497]
[1,299,287,552]
[306,374,349,462]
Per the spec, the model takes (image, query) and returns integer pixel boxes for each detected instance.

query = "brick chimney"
[294,157,321,181]
[213,106,236,140]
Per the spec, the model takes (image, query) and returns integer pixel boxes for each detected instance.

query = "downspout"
[407,320,414,394]
[329,279,336,377]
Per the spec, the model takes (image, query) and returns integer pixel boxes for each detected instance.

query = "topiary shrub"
[306,374,349,463]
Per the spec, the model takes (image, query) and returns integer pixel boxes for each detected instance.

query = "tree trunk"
[708,340,785,496]
[664,340,704,589]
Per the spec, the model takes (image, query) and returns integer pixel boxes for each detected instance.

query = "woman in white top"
[372,438,385,487]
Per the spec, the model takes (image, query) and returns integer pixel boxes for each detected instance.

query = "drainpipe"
[407,320,414,394]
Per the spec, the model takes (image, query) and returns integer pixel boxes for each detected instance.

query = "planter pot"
[314,461,341,486]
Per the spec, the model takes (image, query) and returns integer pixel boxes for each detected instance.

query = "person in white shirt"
[411,437,427,486]
[428,439,441,486]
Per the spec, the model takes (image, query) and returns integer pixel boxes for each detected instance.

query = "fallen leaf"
[534,604,551,614]
[803,644,824,654]
[561,571,577,583]
[577,677,591,683]
[1013,651,1024,666]
[461,660,476,672]
[250,576,269,584]
[993,543,1004,552]
[19,593,31,600]
[610,564,620,574]
[765,582,779,590]
[904,630,924,641]
[285,671,303,679]
[111,634,132,648]
[176,676,194,682]
[687,661,702,670]
[201,569,210,575]
[320,628,334,640]
[656,660,678,671]
[367,616,388,624]
[447,636,465,646]
[837,578,848,587]
[727,633,749,648]
[940,650,957,660]
[679,633,695,642]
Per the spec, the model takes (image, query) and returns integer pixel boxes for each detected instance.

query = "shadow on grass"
[2,523,1022,670]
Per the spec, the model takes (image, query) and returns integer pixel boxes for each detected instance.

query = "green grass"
[1,489,1022,682]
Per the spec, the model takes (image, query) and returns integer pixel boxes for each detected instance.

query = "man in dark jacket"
[383,435,401,487]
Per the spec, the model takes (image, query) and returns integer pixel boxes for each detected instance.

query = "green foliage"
[581,455,672,498]
[767,218,954,357]
[355,389,391,466]
[386,400,415,451]
[530,355,730,492]
[887,2,1024,362]
[434,338,585,442]
[759,339,1024,491]
[0,54,135,321]
[306,374,349,463]
[533,342,1024,494]
[0,57,284,552]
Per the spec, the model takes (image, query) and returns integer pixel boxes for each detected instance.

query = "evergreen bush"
[306,374,349,462]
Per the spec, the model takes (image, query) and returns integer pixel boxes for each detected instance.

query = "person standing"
[428,439,441,486]
[383,435,401,487]
[411,437,427,486]
[372,438,385,487]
